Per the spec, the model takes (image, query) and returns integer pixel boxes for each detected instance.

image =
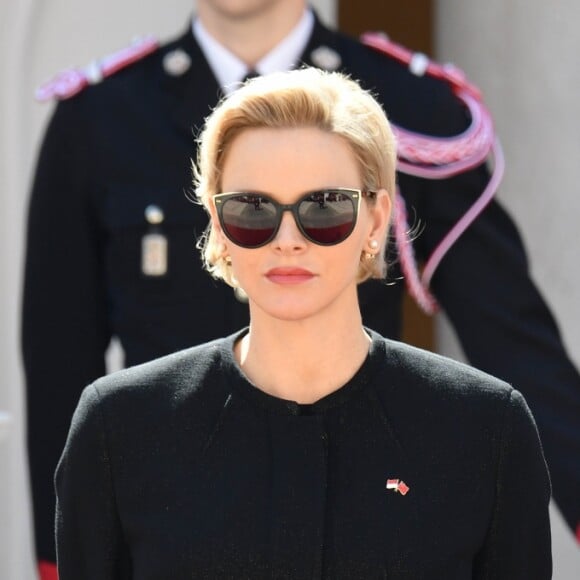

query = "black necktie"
[241,69,260,84]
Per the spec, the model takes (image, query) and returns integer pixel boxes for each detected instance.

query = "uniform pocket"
[102,183,210,305]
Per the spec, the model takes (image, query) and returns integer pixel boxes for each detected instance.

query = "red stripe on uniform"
[39,561,58,580]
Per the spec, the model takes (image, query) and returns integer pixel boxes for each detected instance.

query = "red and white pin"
[386,478,410,496]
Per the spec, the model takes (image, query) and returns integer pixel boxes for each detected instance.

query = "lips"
[265,267,316,285]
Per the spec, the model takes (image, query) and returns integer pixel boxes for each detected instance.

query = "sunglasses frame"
[213,188,376,248]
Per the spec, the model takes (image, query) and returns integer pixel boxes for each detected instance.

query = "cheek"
[326,241,364,278]
[358,207,375,235]
[349,216,371,252]
[228,248,258,283]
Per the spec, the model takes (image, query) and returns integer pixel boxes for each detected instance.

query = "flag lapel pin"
[386,478,410,496]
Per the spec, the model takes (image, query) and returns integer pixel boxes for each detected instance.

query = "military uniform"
[23,11,580,568]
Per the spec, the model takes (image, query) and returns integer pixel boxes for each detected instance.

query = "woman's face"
[213,126,389,324]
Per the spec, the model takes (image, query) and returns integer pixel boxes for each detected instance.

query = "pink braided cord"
[392,191,439,314]
[394,93,494,173]
[361,32,503,313]
[394,140,505,315]
[422,139,505,288]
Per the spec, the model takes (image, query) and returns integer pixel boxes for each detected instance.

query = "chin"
[266,306,318,323]
[249,295,319,322]
[208,0,280,19]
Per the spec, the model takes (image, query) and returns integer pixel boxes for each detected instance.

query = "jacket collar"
[164,11,345,133]
[299,12,345,71]
[161,23,222,134]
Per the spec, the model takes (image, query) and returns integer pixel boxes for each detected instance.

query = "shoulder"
[70,337,230,443]
[368,333,542,471]
[64,334,242,463]
[91,337,225,405]
[317,26,456,93]
[68,338,231,436]
[35,27,194,104]
[312,23,478,134]
[358,32,479,99]
[35,36,160,102]
[371,332,515,416]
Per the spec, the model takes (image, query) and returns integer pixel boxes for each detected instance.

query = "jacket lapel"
[160,26,223,135]
[299,13,346,72]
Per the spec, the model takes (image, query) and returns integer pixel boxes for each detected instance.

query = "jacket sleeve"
[55,384,127,579]
[405,89,580,535]
[474,389,552,578]
[22,98,112,564]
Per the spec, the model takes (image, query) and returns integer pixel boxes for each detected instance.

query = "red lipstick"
[265,267,315,285]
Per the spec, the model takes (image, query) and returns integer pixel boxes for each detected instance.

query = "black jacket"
[56,330,552,579]
[24,14,580,562]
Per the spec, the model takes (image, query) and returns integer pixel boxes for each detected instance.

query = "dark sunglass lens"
[221,195,277,247]
[298,191,356,244]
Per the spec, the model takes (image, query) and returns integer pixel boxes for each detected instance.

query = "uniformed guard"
[24,1,580,577]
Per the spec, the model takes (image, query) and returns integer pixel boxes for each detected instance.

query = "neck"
[197,1,306,66]
[235,304,371,404]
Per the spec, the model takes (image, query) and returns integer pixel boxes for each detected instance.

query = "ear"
[365,189,391,248]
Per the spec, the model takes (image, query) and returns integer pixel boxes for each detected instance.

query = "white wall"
[436,0,580,575]
[0,1,335,578]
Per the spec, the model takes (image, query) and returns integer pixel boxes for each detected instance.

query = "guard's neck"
[196,1,306,66]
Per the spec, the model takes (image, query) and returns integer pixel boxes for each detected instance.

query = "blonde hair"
[193,67,397,286]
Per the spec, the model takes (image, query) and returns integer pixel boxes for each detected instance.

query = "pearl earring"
[369,239,379,250]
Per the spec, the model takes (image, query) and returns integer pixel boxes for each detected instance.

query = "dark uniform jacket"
[55,330,552,579]
[23,12,580,563]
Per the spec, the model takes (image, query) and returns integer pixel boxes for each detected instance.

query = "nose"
[272,210,307,252]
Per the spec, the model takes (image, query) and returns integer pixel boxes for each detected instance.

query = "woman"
[55,68,551,578]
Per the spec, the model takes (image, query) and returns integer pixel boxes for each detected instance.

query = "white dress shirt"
[193,9,314,95]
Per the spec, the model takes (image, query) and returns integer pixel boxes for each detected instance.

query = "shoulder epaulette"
[361,32,504,316]
[35,36,159,102]
[361,32,481,100]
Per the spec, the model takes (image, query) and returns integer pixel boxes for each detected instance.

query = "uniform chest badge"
[142,204,168,277]
[163,49,191,76]
[310,46,342,71]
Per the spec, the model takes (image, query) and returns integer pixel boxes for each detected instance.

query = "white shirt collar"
[193,9,314,95]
